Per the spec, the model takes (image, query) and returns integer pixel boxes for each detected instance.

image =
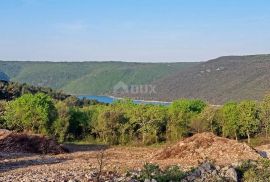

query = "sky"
[0,0,270,62]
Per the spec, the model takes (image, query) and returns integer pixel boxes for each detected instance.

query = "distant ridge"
[119,54,270,104]
[2,54,270,104]
[0,71,9,82]
[0,61,196,95]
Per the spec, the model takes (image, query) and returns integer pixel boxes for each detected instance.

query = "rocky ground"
[0,132,268,181]
[154,132,260,166]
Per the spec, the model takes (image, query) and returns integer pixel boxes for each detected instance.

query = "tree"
[53,101,70,142]
[135,105,167,145]
[4,93,57,135]
[94,106,127,145]
[167,99,206,141]
[190,106,218,134]
[68,107,89,139]
[259,93,270,138]
[238,100,260,143]
[220,102,240,140]
[0,101,7,128]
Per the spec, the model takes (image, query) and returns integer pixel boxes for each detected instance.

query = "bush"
[53,101,70,142]
[138,163,186,182]
[4,93,57,135]
[237,159,270,181]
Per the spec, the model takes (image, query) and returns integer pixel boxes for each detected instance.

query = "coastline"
[77,94,172,104]
[107,95,172,104]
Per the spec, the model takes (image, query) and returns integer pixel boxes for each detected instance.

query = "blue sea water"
[78,95,171,105]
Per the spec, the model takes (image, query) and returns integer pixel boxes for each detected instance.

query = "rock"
[192,169,201,177]
[200,162,213,173]
[225,168,238,182]
[115,177,124,182]
[186,175,196,181]
[154,132,260,166]
[222,166,230,171]
[68,180,76,182]
[211,170,218,176]
[144,179,151,182]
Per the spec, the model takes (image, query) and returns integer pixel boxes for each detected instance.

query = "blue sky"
[0,0,270,62]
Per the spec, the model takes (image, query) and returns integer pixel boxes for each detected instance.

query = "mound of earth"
[155,132,260,166]
[0,129,66,154]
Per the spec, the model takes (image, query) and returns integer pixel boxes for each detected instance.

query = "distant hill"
[0,80,100,106]
[128,54,270,104]
[0,61,196,95]
[0,71,9,82]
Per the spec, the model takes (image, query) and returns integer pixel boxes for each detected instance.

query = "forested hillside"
[0,80,99,106]
[126,54,270,104]
[0,61,196,95]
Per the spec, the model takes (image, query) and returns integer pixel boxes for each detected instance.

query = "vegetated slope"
[140,54,270,104]
[0,80,100,106]
[0,80,70,101]
[0,61,196,95]
[0,71,9,82]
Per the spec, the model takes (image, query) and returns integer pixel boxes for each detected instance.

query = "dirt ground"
[0,133,265,181]
[0,145,181,182]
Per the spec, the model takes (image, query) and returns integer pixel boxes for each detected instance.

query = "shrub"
[4,93,57,135]
[138,163,186,182]
[237,159,270,181]
[53,101,70,142]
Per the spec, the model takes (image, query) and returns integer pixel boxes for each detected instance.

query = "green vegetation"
[4,93,57,135]
[147,54,270,104]
[137,163,186,181]
[2,54,270,105]
[237,159,270,181]
[1,89,270,146]
[0,80,101,105]
[0,61,196,95]
[2,77,270,146]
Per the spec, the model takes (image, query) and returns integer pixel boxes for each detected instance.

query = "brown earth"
[0,129,66,155]
[154,132,260,166]
[0,132,265,181]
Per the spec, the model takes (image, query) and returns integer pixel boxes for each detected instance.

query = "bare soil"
[155,132,260,166]
[0,129,66,154]
[0,132,264,181]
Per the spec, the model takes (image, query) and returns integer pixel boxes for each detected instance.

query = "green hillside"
[127,54,270,104]
[0,61,196,95]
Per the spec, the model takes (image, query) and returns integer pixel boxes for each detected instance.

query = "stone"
[225,168,238,182]
[186,175,196,181]
[211,170,218,176]
[201,162,213,172]
[192,169,201,177]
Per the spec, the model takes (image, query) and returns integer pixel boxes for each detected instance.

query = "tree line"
[1,92,270,145]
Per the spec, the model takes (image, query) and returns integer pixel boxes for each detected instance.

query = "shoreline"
[78,94,173,104]
[104,95,173,104]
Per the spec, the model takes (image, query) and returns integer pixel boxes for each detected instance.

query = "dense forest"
[1,81,270,146]
[0,61,195,95]
[3,55,270,105]
[0,80,100,106]
[136,54,270,104]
